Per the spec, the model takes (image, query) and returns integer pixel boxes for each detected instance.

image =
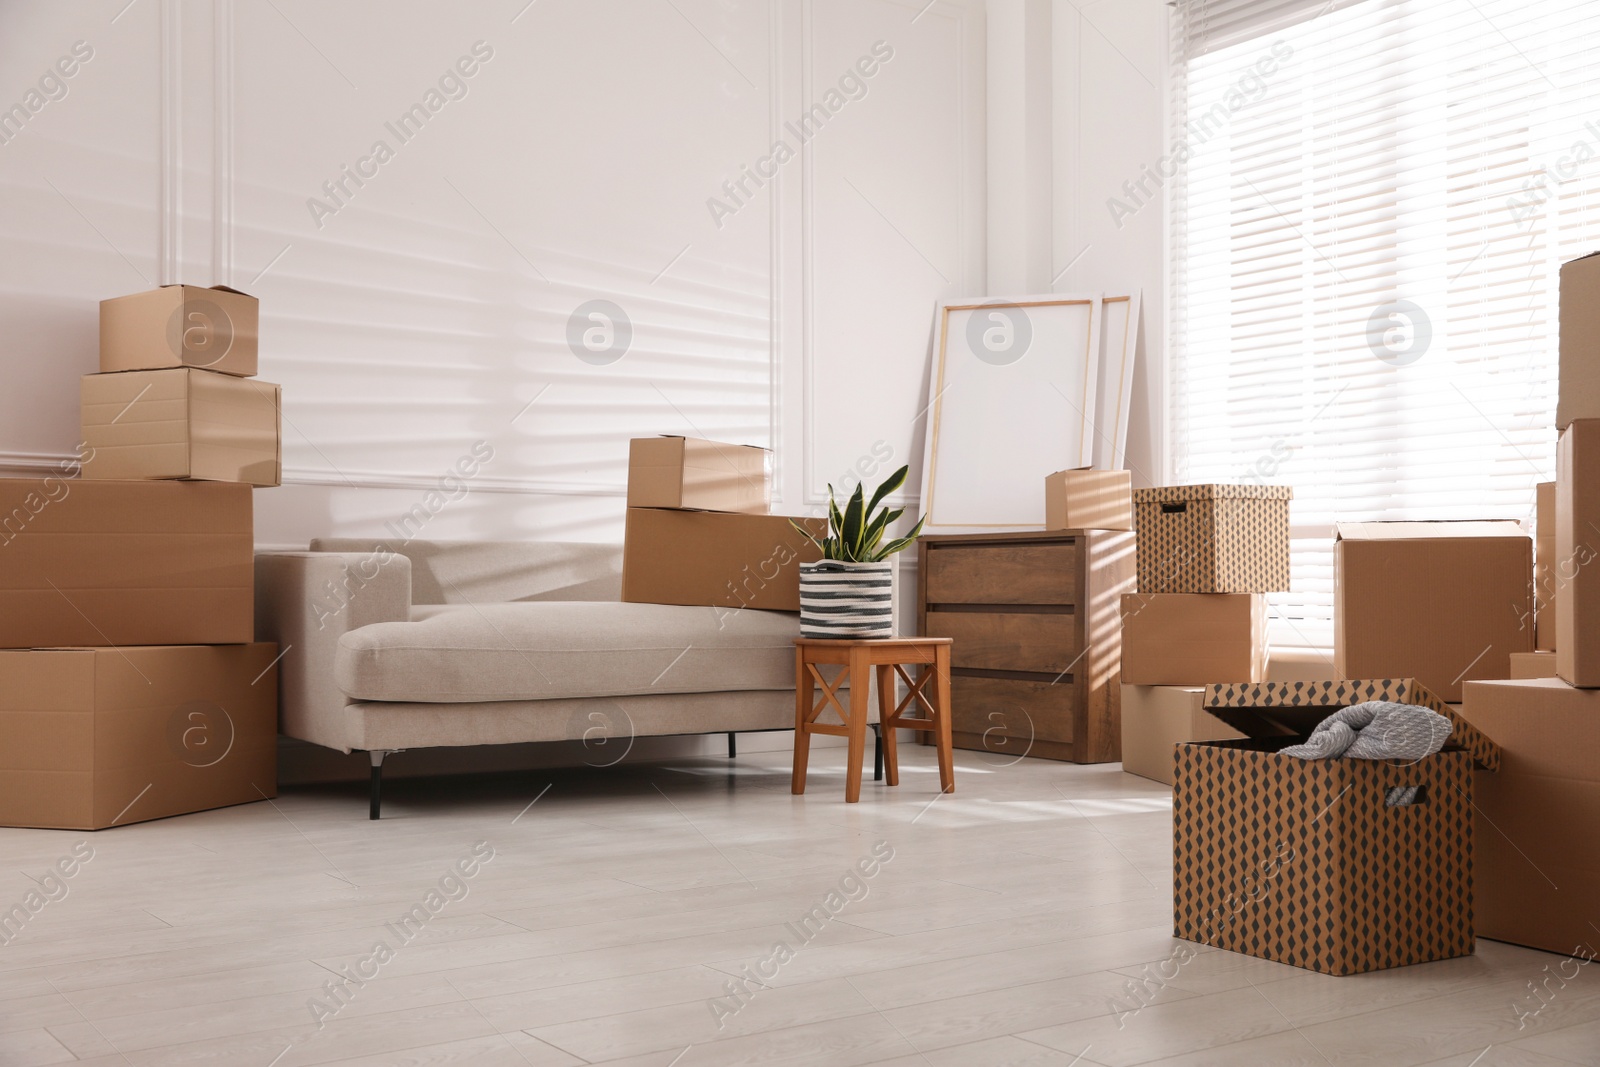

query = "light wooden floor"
[1,746,1595,1067]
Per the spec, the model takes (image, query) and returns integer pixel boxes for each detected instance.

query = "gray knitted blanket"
[1278,701,1452,761]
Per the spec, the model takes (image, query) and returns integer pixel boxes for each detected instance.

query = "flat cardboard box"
[1131,484,1292,593]
[1045,468,1133,531]
[0,644,278,830]
[81,368,281,487]
[1510,651,1558,679]
[622,508,824,612]
[1459,677,1600,956]
[1119,593,1266,685]
[1536,481,1555,650]
[627,436,769,515]
[1175,679,1500,975]
[100,284,259,377]
[1557,421,1600,686]
[0,479,253,648]
[1334,521,1533,702]
[1558,252,1600,429]
[1120,684,1244,786]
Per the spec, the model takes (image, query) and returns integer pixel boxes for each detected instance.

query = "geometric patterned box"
[1132,484,1292,593]
[1173,679,1501,975]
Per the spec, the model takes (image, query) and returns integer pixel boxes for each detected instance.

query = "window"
[1169,0,1600,648]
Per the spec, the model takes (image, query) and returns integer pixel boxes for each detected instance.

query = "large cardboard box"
[100,284,259,378]
[1045,468,1133,531]
[1459,677,1600,956]
[1174,679,1500,975]
[80,368,281,487]
[1120,684,1244,786]
[1334,521,1533,702]
[1510,651,1558,679]
[1557,421,1600,686]
[622,508,824,612]
[1131,484,1292,593]
[1536,481,1556,651]
[626,436,769,515]
[1558,252,1600,430]
[0,644,279,830]
[1119,593,1266,685]
[0,479,253,648]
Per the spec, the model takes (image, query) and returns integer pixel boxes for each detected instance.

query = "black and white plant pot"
[798,560,895,639]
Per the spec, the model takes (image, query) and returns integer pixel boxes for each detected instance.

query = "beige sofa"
[255,539,867,818]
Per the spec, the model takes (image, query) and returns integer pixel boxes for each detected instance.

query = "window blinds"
[1169,0,1600,648]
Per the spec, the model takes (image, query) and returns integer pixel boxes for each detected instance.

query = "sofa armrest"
[255,550,412,752]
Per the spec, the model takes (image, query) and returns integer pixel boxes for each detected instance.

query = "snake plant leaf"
[842,482,867,559]
[873,514,927,560]
[866,464,908,516]
[788,518,825,552]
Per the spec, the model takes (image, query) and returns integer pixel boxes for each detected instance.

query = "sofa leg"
[873,725,883,782]
[369,750,388,820]
[727,732,736,759]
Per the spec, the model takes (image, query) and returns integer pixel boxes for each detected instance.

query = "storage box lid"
[1202,678,1500,770]
[1132,484,1293,504]
[651,433,771,454]
[1334,520,1526,542]
[158,283,253,298]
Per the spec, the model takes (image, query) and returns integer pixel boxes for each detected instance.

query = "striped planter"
[798,560,894,639]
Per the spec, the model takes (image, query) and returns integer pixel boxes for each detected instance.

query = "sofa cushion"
[335,601,801,703]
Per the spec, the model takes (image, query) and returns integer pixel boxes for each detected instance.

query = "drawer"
[923,542,1077,606]
[923,611,1078,674]
[950,673,1074,745]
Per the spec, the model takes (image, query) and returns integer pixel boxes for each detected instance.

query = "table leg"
[934,644,954,794]
[877,663,900,786]
[845,647,870,803]
[792,646,812,796]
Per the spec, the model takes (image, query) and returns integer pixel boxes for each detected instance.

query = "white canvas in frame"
[1092,291,1141,470]
[918,294,1103,533]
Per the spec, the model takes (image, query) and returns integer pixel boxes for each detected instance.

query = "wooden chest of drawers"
[915,529,1135,764]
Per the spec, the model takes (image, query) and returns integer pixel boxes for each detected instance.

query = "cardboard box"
[1558,252,1600,430]
[1174,679,1500,975]
[1459,677,1600,956]
[1510,651,1558,679]
[1120,684,1245,786]
[622,508,824,612]
[1132,484,1292,593]
[1557,422,1600,686]
[1334,521,1533,702]
[1119,593,1266,685]
[80,368,281,487]
[0,644,278,830]
[1045,468,1133,531]
[100,284,259,378]
[1536,481,1556,651]
[626,436,769,515]
[0,479,253,648]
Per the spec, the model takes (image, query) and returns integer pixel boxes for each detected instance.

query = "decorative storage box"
[1174,679,1500,976]
[1132,484,1292,593]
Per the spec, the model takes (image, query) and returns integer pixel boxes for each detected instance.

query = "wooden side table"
[792,637,953,803]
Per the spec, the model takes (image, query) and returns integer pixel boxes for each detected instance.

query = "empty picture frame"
[919,294,1103,533]
[1092,291,1142,471]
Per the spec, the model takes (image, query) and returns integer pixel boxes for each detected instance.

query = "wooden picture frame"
[1092,292,1141,471]
[918,294,1103,534]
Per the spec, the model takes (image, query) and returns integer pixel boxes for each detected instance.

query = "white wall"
[1051,0,1168,486]
[0,0,987,548]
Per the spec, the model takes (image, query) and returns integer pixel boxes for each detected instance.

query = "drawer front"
[924,611,1079,673]
[924,542,1078,606]
[950,674,1074,745]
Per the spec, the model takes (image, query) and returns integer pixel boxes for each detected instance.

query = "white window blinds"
[1169,0,1600,649]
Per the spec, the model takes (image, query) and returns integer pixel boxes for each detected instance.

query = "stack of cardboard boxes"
[1116,484,1290,784]
[0,285,281,831]
[619,436,824,613]
[1457,250,1600,956]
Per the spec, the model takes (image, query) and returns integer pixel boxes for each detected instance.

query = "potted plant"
[790,464,926,639]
